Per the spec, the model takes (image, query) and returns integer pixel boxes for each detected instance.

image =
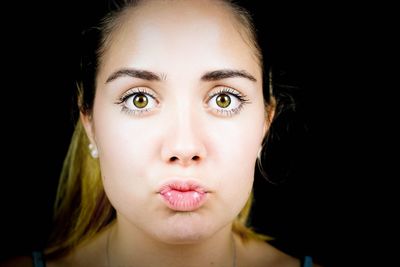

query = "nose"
[161,105,207,167]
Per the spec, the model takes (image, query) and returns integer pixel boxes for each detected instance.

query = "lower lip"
[160,190,207,211]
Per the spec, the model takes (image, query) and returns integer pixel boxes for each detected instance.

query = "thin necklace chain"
[231,232,237,267]
[106,228,237,267]
[106,227,111,267]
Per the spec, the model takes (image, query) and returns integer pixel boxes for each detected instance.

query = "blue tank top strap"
[31,250,312,267]
[32,251,46,267]
[302,255,313,267]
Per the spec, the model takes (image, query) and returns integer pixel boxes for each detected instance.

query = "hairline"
[96,0,263,82]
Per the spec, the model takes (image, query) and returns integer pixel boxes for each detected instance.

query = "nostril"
[169,156,200,163]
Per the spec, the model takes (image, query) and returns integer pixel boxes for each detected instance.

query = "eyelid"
[118,87,157,103]
[207,86,250,103]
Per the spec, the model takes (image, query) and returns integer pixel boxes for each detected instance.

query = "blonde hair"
[46,0,274,259]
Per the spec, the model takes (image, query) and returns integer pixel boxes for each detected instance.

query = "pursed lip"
[156,179,211,194]
[156,179,211,211]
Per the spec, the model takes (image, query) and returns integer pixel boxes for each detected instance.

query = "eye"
[208,87,250,116]
[125,93,150,109]
[116,88,158,116]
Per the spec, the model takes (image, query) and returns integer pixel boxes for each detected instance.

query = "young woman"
[2,0,321,266]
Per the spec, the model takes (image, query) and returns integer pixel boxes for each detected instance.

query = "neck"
[107,218,237,267]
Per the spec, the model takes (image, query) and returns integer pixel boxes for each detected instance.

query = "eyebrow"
[106,68,163,83]
[201,69,257,82]
[105,68,257,84]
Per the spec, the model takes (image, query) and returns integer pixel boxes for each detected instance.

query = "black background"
[0,1,372,266]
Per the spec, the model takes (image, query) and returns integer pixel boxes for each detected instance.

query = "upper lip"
[157,179,210,194]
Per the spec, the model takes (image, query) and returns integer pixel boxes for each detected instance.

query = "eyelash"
[116,87,251,117]
[116,88,158,116]
[208,87,251,117]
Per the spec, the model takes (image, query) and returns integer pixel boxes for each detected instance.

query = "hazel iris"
[216,94,231,108]
[133,94,148,108]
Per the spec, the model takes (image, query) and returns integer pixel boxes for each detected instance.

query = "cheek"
[210,113,265,213]
[92,105,160,213]
[92,91,161,176]
[97,123,152,178]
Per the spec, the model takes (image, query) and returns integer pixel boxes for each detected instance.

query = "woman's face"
[83,0,269,244]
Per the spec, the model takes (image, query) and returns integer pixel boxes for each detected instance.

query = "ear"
[263,120,269,138]
[263,99,276,137]
[80,111,96,145]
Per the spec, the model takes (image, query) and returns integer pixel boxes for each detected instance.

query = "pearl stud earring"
[88,143,99,158]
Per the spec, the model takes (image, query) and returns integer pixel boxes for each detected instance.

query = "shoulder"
[235,236,324,267]
[235,235,300,267]
[0,256,33,267]
[45,249,100,267]
[46,229,109,267]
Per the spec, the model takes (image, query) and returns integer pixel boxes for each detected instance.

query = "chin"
[151,212,216,244]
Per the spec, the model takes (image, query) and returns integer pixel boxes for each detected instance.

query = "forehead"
[98,0,260,81]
